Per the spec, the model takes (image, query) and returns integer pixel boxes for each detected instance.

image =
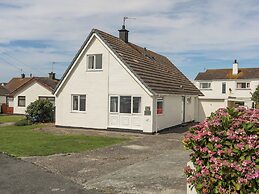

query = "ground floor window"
[110,95,141,114]
[18,96,26,107]
[157,98,163,114]
[72,95,86,112]
[39,96,55,104]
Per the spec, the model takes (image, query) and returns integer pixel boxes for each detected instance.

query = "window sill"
[236,88,251,90]
[200,88,212,90]
[86,69,103,72]
[71,111,87,114]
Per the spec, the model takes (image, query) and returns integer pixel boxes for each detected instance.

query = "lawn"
[0,115,25,123]
[0,124,127,157]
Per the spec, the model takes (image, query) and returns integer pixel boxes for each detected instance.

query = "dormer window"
[236,82,250,89]
[200,82,211,90]
[87,54,102,70]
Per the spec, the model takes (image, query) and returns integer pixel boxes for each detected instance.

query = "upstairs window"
[157,98,163,114]
[222,82,226,94]
[18,96,26,107]
[72,95,86,112]
[87,54,102,70]
[200,82,211,89]
[237,82,250,89]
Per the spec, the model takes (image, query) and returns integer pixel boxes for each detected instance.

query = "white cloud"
[0,0,258,81]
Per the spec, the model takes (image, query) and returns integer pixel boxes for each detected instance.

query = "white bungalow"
[54,26,202,133]
[4,73,58,114]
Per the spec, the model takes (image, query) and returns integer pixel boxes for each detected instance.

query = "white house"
[4,73,58,114]
[194,60,259,121]
[54,26,201,133]
[0,84,8,113]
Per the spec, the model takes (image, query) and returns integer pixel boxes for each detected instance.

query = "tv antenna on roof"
[123,16,136,27]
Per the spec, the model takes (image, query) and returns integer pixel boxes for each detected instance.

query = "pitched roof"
[55,29,201,96]
[5,77,59,95]
[0,85,9,96]
[195,68,259,80]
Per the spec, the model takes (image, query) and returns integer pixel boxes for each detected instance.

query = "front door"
[181,96,186,123]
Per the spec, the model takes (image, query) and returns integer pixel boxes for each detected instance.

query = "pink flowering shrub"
[183,107,259,194]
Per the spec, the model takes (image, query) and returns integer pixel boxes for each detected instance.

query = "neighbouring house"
[3,72,59,114]
[54,26,202,133]
[194,60,259,121]
[0,84,9,113]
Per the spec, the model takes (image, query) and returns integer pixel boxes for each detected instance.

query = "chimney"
[118,25,129,43]
[232,59,238,75]
[49,72,56,80]
[21,73,25,78]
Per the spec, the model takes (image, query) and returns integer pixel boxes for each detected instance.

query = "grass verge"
[0,124,127,157]
[0,115,25,123]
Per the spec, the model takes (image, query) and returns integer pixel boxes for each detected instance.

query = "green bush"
[15,119,31,126]
[26,99,54,123]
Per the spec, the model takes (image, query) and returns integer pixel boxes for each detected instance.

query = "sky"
[0,0,259,82]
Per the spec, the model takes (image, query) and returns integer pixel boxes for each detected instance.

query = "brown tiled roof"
[5,77,32,94]
[0,85,9,96]
[6,77,59,95]
[195,68,259,80]
[55,29,201,96]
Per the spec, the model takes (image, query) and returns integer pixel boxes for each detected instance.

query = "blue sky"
[0,0,259,82]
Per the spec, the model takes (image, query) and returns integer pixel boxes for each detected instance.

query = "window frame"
[38,96,55,104]
[156,98,164,115]
[109,95,142,115]
[222,82,226,94]
[199,82,212,90]
[236,82,250,90]
[86,54,103,71]
[71,94,86,113]
[18,96,26,107]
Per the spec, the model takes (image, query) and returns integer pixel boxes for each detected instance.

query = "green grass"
[0,115,25,123]
[0,125,127,157]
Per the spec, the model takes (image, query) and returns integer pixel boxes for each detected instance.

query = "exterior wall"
[55,36,154,133]
[195,79,259,101]
[154,95,196,131]
[13,82,54,114]
[195,79,259,121]
[0,96,6,113]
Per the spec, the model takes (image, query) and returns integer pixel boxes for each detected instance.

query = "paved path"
[0,154,101,194]
[23,125,192,194]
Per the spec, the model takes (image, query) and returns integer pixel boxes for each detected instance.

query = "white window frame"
[236,82,250,90]
[156,98,164,115]
[87,54,103,71]
[199,82,212,90]
[71,94,86,113]
[109,95,142,115]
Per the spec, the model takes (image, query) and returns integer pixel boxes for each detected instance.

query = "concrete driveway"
[23,125,192,194]
[0,153,100,194]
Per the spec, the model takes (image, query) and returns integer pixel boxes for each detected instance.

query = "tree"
[251,86,259,108]
[26,99,54,123]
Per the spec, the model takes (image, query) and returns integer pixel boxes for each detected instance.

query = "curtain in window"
[110,96,118,112]
[133,97,141,113]
[73,96,79,110]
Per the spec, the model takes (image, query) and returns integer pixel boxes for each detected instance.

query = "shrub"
[183,107,259,194]
[15,119,31,126]
[26,99,54,123]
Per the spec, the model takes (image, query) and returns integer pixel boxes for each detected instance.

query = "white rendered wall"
[55,36,153,132]
[13,82,54,114]
[154,95,196,131]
